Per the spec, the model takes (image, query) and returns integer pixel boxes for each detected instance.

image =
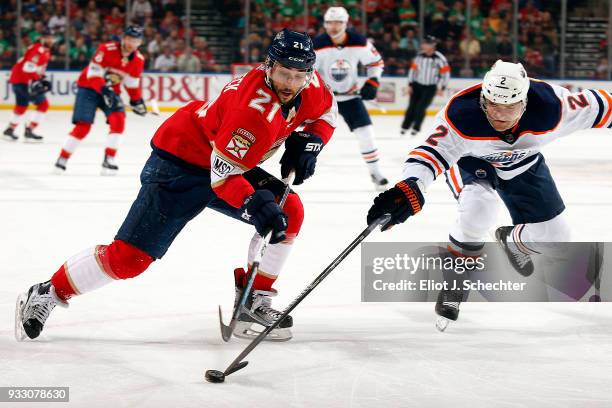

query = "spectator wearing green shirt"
[398,0,417,27]
[69,37,91,69]
[29,22,47,43]
[0,29,14,67]
[448,1,466,28]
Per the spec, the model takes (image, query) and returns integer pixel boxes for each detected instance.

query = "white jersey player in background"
[313,6,388,188]
[366,60,612,329]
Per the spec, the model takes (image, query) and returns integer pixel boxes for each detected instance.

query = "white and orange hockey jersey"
[313,31,384,101]
[403,80,612,191]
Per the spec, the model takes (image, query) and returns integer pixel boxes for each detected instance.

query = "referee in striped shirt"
[401,35,450,136]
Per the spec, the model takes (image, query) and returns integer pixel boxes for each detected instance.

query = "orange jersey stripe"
[410,151,442,175]
[439,65,451,74]
[595,90,612,128]
[449,167,462,193]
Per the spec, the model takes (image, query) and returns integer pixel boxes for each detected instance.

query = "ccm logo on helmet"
[288,56,305,62]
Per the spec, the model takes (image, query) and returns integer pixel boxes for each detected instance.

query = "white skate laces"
[233,288,293,341]
[252,290,282,321]
[16,282,67,341]
[511,251,531,268]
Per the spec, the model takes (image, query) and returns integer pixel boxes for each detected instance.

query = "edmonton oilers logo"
[330,59,351,82]
[475,169,487,178]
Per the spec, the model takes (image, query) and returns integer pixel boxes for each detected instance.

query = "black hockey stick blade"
[217,213,391,379]
[218,305,233,342]
[224,361,248,376]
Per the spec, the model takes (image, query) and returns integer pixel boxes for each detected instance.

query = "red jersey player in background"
[16,29,337,342]
[54,25,147,174]
[3,29,54,142]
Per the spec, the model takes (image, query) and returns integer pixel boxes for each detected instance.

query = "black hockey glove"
[241,190,288,244]
[101,86,122,110]
[30,77,52,95]
[359,78,379,101]
[280,131,324,185]
[130,98,147,116]
[367,178,425,231]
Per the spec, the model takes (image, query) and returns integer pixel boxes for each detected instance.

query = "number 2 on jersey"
[249,89,281,122]
[425,125,448,146]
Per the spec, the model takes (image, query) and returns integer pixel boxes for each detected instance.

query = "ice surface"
[1,111,612,407]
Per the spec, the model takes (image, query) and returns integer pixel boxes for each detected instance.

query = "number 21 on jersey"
[249,89,281,122]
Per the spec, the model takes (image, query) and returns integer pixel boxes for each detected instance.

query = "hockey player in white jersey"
[313,6,388,188]
[367,60,611,329]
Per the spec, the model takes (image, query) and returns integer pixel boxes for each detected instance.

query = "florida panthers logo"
[330,59,351,82]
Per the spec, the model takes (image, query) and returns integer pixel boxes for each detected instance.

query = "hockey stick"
[218,171,296,341]
[364,100,388,114]
[206,213,392,382]
[148,98,161,116]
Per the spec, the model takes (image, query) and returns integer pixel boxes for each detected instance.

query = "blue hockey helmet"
[266,29,316,72]
[124,25,144,39]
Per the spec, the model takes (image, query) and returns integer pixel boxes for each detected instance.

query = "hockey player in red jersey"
[16,29,337,342]
[3,30,54,142]
[54,25,147,174]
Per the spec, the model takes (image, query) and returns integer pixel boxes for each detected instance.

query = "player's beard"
[121,44,135,56]
[276,87,297,104]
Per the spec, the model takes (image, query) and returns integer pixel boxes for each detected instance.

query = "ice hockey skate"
[101,154,119,176]
[495,226,535,277]
[15,281,67,341]
[23,127,43,142]
[54,157,67,173]
[435,289,462,332]
[3,127,18,141]
[370,173,389,190]
[232,268,293,341]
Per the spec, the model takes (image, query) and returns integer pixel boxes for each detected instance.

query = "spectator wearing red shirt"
[105,7,124,27]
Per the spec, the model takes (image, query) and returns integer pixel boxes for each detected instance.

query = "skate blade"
[435,316,451,332]
[100,167,118,176]
[2,135,18,142]
[23,138,43,144]
[373,183,387,192]
[232,321,293,342]
[14,293,28,342]
[53,166,66,175]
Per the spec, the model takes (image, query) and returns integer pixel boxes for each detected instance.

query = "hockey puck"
[205,369,225,383]
[589,294,601,302]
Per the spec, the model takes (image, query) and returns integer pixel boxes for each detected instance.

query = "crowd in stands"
[0,0,607,79]
[0,0,220,72]
[240,0,565,78]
